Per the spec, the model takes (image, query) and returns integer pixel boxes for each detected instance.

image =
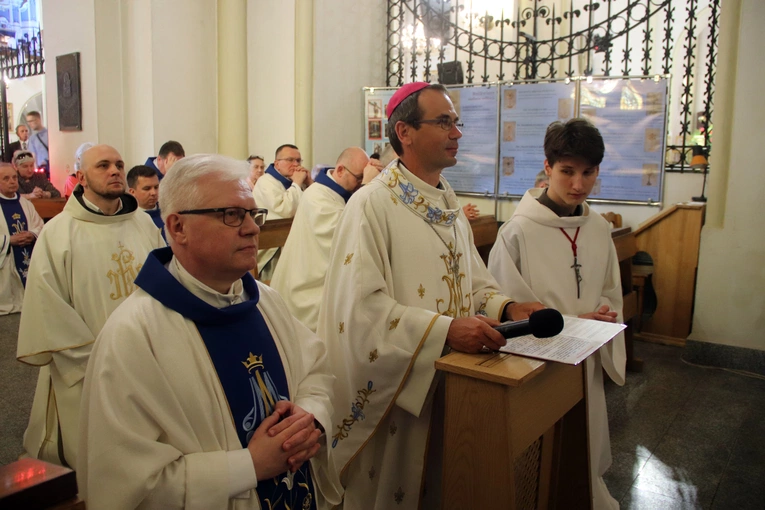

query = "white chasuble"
[270,180,346,332]
[16,191,165,468]
[488,188,626,510]
[317,161,511,509]
[78,252,341,510]
[253,169,304,274]
[0,195,43,315]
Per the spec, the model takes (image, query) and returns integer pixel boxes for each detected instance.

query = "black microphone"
[493,308,564,339]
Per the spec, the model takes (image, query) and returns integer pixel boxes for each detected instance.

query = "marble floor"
[604,341,765,509]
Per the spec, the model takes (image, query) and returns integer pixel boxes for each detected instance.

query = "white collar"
[82,194,124,215]
[168,255,246,309]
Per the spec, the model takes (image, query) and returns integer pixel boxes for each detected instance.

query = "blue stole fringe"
[315,168,352,203]
[0,194,32,286]
[136,248,316,509]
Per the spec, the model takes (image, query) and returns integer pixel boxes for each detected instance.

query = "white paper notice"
[499,316,626,365]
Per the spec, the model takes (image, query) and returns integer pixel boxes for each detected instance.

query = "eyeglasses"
[178,207,268,227]
[345,166,364,182]
[276,157,303,165]
[417,117,464,131]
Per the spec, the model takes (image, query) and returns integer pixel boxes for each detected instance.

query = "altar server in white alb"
[78,154,341,510]
[252,143,312,279]
[317,82,543,509]
[270,147,382,331]
[0,163,43,315]
[488,118,626,510]
[16,144,165,468]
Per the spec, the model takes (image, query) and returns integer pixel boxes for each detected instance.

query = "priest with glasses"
[78,154,341,509]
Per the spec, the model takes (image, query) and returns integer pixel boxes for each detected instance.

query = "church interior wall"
[149,0,218,156]
[690,0,765,352]
[247,0,297,164]
[311,0,387,167]
[41,0,100,193]
[120,0,155,169]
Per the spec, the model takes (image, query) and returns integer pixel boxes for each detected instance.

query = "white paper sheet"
[498,316,626,365]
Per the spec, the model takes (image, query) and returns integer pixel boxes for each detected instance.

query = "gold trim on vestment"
[339,312,442,478]
[17,339,96,366]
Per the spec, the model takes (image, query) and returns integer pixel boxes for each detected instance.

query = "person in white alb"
[16,144,165,468]
[270,147,382,331]
[0,163,43,315]
[252,143,312,279]
[488,118,626,510]
[78,154,341,509]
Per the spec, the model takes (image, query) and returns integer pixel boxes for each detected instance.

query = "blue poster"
[579,78,668,203]
[497,81,577,196]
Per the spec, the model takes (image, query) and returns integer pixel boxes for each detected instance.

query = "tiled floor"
[604,341,765,509]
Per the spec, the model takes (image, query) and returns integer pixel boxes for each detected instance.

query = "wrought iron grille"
[386,0,719,173]
[0,29,45,161]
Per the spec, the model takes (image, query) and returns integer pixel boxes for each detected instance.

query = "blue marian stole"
[135,247,316,510]
[0,194,33,286]
[266,164,293,190]
[315,168,352,203]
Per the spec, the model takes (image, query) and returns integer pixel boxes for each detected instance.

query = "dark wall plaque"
[56,52,82,131]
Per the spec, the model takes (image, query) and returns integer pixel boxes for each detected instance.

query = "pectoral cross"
[560,227,583,300]
[571,256,583,299]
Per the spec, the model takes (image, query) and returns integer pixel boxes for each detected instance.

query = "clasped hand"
[247,400,322,481]
[10,231,35,246]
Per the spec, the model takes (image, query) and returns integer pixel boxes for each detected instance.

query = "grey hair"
[159,153,249,226]
[74,142,95,172]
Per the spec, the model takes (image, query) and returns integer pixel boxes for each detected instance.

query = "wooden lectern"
[436,352,591,510]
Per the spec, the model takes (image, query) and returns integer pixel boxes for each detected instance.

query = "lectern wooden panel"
[436,352,591,510]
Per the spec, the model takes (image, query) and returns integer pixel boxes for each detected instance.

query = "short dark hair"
[247,155,264,162]
[127,165,158,189]
[26,111,41,119]
[543,118,605,167]
[275,144,299,160]
[386,84,448,156]
[158,140,185,158]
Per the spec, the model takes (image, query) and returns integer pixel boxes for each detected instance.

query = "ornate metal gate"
[386,0,719,173]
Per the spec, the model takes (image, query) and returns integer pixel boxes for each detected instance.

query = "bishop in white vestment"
[318,84,543,509]
[0,163,44,315]
[16,145,165,468]
[318,164,530,509]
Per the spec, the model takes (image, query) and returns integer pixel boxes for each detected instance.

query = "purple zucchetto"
[386,82,430,119]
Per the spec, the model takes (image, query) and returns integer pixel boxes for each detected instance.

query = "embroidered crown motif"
[242,352,264,373]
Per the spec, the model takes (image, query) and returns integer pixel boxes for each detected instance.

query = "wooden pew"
[612,227,643,372]
[257,215,500,254]
[30,197,67,220]
[632,203,706,346]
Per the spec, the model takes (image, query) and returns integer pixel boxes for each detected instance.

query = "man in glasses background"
[252,143,313,280]
[271,147,382,332]
[16,144,165,469]
[78,154,341,509]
